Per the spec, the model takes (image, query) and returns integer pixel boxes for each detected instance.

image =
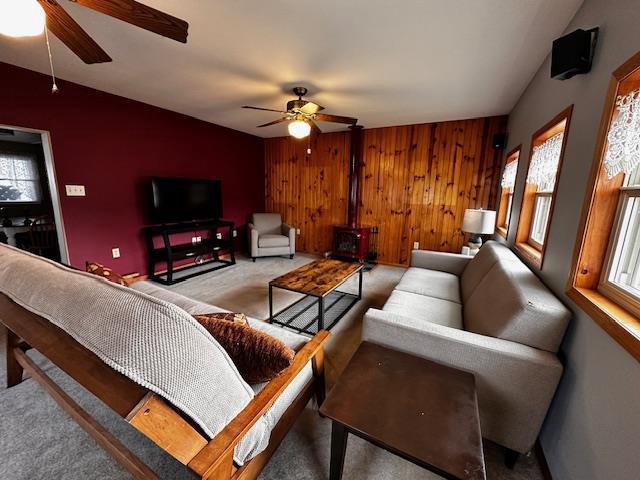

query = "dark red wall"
[0,62,264,274]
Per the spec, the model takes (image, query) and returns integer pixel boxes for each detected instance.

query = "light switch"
[112,247,120,258]
[296,228,301,235]
[413,241,420,250]
[65,185,86,196]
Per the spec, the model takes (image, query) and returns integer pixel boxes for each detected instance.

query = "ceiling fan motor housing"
[287,98,308,112]
[292,86,308,98]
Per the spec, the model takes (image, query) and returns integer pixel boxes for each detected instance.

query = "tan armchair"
[248,213,295,262]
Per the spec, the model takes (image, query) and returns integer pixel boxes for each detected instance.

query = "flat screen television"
[151,177,222,223]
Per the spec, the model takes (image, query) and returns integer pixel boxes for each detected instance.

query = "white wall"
[503,0,640,478]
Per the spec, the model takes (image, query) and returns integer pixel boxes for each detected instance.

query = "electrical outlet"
[65,185,86,197]
[232,230,237,237]
[216,233,222,240]
[413,241,420,250]
[111,247,120,259]
[191,236,198,245]
[196,236,202,243]
[296,228,301,235]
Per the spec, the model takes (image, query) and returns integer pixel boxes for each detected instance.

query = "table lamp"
[461,208,496,253]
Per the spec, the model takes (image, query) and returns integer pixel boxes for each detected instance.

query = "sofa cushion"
[464,259,571,353]
[383,290,463,329]
[131,281,227,315]
[460,241,519,302]
[258,234,289,248]
[395,267,461,304]
[252,213,283,235]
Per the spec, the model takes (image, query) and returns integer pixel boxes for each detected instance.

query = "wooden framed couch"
[0,244,329,479]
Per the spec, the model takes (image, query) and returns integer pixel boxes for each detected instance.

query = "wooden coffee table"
[268,259,363,335]
[320,342,486,480]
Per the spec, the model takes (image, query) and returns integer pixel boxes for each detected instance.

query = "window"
[496,147,520,238]
[0,150,41,203]
[568,50,640,362]
[515,106,572,269]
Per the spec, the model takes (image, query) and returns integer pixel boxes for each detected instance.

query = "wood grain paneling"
[265,116,507,265]
[265,132,350,255]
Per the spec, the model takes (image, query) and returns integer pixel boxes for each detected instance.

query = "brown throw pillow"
[193,312,249,326]
[85,261,129,286]
[193,313,295,384]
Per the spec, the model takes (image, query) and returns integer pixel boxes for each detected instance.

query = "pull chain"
[44,26,59,94]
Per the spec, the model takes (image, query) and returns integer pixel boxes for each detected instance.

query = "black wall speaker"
[551,28,599,80]
[493,133,507,150]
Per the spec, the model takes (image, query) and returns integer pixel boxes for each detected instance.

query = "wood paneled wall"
[264,116,507,265]
[265,132,351,254]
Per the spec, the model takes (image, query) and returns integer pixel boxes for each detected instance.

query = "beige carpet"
[0,254,546,479]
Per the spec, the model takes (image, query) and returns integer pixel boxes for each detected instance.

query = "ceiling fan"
[243,87,358,139]
[0,0,188,64]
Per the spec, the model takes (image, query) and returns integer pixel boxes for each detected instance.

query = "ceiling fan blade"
[37,0,111,64]
[257,118,288,128]
[299,101,324,115]
[243,106,289,114]
[309,120,322,136]
[315,113,358,125]
[71,0,189,43]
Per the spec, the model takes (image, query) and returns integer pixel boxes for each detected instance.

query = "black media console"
[143,219,236,285]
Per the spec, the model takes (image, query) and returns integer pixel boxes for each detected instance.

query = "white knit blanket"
[0,244,271,464]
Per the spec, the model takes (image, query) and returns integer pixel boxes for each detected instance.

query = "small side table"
[319,342,485,480]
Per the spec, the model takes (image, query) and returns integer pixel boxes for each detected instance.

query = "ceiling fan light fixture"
[0,0,46,38]
[288,120,311,139]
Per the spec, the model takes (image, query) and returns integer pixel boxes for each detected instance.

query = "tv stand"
[143,219,236,285]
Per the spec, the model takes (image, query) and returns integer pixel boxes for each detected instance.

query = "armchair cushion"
[258,234,290,248]
[251,213,283,235]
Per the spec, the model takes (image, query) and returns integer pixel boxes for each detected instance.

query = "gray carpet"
[0,254,546,479]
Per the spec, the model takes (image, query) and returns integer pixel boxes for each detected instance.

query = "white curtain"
[0,151,41,202]
[526,132,564,192]
[501,160,518,192]
[604,89,640,179]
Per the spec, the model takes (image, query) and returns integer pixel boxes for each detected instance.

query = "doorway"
[0,125,68,263]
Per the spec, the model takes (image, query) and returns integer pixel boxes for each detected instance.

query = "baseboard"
[535,441,554,480]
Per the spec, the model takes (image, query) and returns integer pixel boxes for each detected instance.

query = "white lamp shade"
[461,209,496,234]
[288,120,311,139]
[0,0,46,37]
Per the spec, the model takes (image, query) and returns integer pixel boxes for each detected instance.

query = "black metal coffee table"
[268,259,363,335]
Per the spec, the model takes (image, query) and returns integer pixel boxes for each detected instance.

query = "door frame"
[0,124,69,263]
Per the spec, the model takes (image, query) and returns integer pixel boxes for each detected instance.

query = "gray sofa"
[362,241,570,457]
[248,213,296,261]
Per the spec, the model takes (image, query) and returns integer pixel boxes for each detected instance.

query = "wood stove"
[332,125,373,263]
[333,225,370,262]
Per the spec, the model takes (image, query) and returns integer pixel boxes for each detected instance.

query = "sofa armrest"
[248,223,259,257]
[189,330,330,477]
[362,308,562,453]
[410,249,471,275]
[282,223,296,254]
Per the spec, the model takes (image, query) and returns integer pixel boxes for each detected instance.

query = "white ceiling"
[0,0,583,138]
